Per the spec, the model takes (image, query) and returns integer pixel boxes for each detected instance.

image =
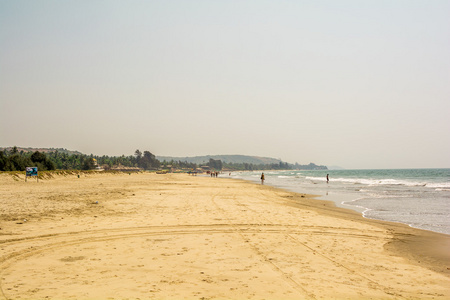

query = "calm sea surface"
[230,169,450,235]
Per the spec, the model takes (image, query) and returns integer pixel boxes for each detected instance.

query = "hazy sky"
[1,0,449,169]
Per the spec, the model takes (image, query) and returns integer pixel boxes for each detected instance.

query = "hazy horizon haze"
[1,1,449,169]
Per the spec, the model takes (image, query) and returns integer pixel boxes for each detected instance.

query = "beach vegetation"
[0,147,327,172]
[81,157,96,170]
[0,149,55,171]
[207,158,223,170]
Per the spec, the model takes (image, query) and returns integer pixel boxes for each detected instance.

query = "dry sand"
[0,171,449,299]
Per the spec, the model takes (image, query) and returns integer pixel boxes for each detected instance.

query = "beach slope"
[0,172,449,299]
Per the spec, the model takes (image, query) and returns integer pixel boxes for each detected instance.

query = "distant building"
[92,158,103,170]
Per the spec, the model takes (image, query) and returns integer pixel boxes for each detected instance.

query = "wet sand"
[0,171,449,299]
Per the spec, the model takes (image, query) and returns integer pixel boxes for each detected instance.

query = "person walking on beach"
[261,172,265,185]
[326,174,329,183]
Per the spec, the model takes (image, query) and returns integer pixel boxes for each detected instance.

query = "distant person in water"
[261,173,265,184]
[326,174,329,183]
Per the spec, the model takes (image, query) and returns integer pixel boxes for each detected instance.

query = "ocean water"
[229,169,450,235]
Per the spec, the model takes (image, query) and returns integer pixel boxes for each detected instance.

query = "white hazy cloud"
[1,0,449,169]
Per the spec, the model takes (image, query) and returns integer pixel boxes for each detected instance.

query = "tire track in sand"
[214,188,407,299]
[0,181,407,299]
[0,222,394,300]
[209,192,316,299]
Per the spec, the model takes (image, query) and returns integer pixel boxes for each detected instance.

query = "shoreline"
[207,172,450,277]
[230,170,450,235]
[1,171,449,299]
[278,187,450,275]
[238,175,450,276]
[301,188,450,236]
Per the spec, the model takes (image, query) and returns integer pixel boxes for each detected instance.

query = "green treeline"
[0,147,56,171]
[0,147,159,171]
[0,147,327,172]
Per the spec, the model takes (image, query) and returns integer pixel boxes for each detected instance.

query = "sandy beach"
[0,171,449,299]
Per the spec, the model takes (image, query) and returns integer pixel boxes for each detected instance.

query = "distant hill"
[0,147,83,155]
[156,155,282,165]
[328,165,345,170]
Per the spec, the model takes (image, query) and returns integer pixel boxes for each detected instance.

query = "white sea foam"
[366,193,412,199]
[305,176,326,181]
[232,169,450,235]
[305,175,448,189]
[426,182,450,188]
[341,197,371,214]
